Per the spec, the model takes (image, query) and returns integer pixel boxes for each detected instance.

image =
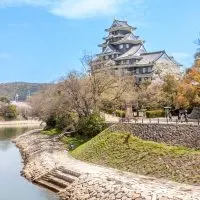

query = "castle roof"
[111,33,143,45]
[103,33,124,40]
[105,19,136,32]
[137,51,165,65]
[103,45,119,54]
[115,44,143,60]
[97,45,120,56]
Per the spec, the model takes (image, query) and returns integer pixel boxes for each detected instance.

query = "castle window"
[105,55,109,60]
[119,44,123,49]
[136,68,139,74]
[126,44,130,48]
[147,67,152,72]
[143,68,147,73]
[126,60,130,64]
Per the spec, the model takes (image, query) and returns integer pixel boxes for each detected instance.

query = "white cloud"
[172,52,190,60]
[0,53,10,59]
[51,0,123,18]
[0,0,144,19]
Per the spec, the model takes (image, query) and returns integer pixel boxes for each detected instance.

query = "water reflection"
[0,127,59,200]
[0,127,30,151]
[0,127,30,140]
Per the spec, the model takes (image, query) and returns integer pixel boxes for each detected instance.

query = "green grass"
[71,130,200,184]
[41,128,61,136]
[62,135,90,151]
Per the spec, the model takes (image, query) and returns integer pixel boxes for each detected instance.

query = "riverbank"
[0,120,43,128]
[0,127,58,200]
[13,129,200,200]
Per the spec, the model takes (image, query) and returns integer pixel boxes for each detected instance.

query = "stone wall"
[108,123,200,149]
[60,174,200,200]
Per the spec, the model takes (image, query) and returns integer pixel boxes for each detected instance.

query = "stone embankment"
[109,123,200,149]
[14,130,200,200]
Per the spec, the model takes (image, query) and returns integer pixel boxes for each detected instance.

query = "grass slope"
[71,130,200,184]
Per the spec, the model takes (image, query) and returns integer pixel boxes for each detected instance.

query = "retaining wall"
[108,123,200,149]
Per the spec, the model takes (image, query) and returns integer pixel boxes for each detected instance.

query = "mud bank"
[13,130,200,200]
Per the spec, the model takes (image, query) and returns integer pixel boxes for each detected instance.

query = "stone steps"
[43,175,68,188]
[51,170,76,183]
[59,166,81,177]
[36,179,62,193]
[34,167,81,193]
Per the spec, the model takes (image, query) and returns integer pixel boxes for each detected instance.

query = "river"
[0,127,59,200]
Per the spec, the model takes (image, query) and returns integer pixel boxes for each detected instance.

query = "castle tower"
[93,19,181,82]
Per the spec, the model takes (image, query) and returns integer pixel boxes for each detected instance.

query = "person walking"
[184,110,188,123]
[178,110,181,122]
[168,110,172,122]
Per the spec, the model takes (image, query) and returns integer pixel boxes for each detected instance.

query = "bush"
[45,113,77,131]
[146,109,165,118]
[100,100,114,114]
[0,97,10,103]
[75,113,107,138]
[115,110,125,118]
[55,113,76,131]
[45,115,57,130]
[2,105,17,120]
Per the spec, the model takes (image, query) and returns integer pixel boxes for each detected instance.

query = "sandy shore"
[0,120,43,128]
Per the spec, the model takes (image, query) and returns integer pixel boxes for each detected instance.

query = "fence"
[119,117,200,126]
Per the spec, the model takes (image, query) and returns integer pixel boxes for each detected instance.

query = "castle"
[92,19,181,82]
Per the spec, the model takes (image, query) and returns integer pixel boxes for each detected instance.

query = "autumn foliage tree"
[176,66,200,108]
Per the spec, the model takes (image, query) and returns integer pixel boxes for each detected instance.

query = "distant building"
[92,19,181,82]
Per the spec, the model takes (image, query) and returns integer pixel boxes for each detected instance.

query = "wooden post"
[158,118,159,124]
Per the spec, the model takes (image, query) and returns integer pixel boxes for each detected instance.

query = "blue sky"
[0,0,199,83]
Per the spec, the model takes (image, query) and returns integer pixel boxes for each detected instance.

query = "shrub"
[55,113,76,131]
[115,110,125,118]
[45,113,77,131]
[45,115,57,130]
[2,105,17,120]
[0,97,10,103]
[75,113,107,138]
[100,100,115,114]
[146,109,165,118]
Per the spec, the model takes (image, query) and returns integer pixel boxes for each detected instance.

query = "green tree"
[2,105,18,120]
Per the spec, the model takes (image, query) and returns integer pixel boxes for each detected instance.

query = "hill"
[0,82,51,101]
[71,129,200,184]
